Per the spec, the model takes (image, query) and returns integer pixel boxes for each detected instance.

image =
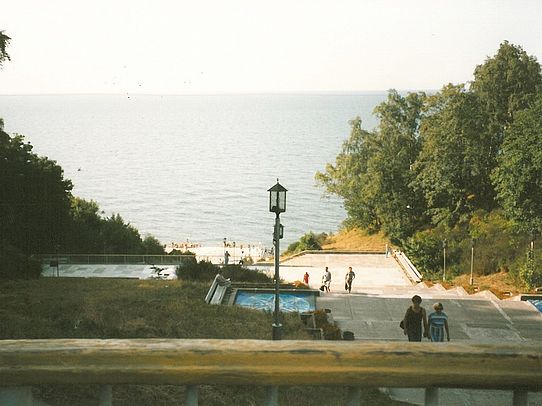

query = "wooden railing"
[1,339,541,405]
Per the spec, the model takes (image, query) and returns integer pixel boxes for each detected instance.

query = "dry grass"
[452,271,523,299]
[1,278,406,406]
[322,228,388,251]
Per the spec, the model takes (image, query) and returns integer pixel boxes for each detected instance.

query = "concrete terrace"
[286,252,542,405]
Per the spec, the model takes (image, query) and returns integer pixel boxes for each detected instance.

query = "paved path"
[280,253,412,291]
[279,252,542,406]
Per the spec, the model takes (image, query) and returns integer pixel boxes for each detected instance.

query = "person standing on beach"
[224,250,230,265]
[428,302,450,342]
[345,266,355,293]
[402,295,428,342]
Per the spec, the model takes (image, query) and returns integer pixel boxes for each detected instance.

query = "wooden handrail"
[1,339,541,390]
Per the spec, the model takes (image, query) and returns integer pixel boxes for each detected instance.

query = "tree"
[142,235,166,255]
[0,30,10,68]
[101,213,145,254]
[363,90,427,242]
[412,84,491,226]
[65,198,105,253]
[472,41,542,130]
[492,93,542,233]
[316,117,381,231]
[0,130,73,255]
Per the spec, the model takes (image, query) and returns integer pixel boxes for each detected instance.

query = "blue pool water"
[234,290,316,313]
[527,299,542,313]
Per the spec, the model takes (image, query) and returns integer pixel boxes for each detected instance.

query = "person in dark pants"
[344,266,355,293]
[402,295,428,342]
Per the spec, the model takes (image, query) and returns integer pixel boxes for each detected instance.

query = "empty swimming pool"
[234,290,317,313]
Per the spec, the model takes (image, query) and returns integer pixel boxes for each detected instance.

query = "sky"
[1,0,542,95]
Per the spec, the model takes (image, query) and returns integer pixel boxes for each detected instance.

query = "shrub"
[0,242,42,279]
[403,229,442,277]
[284,232,328,256]
[520,250,542,289]
[312,309,342,340]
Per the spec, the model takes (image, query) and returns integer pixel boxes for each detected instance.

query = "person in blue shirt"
[428,302,450,342]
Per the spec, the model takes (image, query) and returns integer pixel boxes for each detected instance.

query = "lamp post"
[469,238,475,286]
[268,180,287,341]
[442,239,447,282]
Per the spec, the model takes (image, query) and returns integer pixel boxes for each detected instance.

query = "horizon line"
[0,89,438,97]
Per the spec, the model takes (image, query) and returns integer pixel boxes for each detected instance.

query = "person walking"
[402,295,428,342]
[428,302,450,342]
[345,266,355,293]
[322,267,331,292]
[224,250,230,265]
[303,272,309,285]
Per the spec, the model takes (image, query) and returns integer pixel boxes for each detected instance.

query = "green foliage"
[0,127,163,278]
[312,309,342,340]
[413,85,493,226]
[472,41,542,132]
[142,235,166,254]
[285,231,327,255]
[520,249,542,289]
[65,197,164,255]
[403,229,443,276]
[176,260,272,283]
[0,130,73,256]
[0,278,402,405]
[0,241,42,279]
[316,117,381,231]
[493,93,542,233]
[317,41,542,282]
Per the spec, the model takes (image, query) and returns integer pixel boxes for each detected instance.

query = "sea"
[0,93,387,249]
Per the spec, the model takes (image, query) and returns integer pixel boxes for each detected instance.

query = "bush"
[284,232,328,256]
[176,260,272,283]
[520,250,542,289]
[0,242,42,279]
[403,229,442,277]
[312,309,342,340]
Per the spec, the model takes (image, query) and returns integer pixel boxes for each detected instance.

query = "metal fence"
[38,254,196,265]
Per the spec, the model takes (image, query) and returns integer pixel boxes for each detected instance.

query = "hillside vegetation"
[0,277,405,405]
[317,42,542,290]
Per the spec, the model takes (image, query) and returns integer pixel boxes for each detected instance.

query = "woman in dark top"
[402,295,428,342]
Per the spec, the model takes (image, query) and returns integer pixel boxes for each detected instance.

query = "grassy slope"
[322,228,388,251]
[0,278,406,406]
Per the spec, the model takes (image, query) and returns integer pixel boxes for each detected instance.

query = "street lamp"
[469,238,475,286]
[268,180,287,340]
[442,239,447,282]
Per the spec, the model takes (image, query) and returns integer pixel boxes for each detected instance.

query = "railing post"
[424,387,438,406]
[265,386,278,406]
[99,384,112,406]
[185,385,198,406]
[346,386,361,405]
[0,386,33,405]
[513,390,528,406]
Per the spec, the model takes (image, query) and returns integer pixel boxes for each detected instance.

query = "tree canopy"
[317,41,542,283]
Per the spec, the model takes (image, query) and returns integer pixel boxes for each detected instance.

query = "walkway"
[280,253,412,290]
[280,252,542,406]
